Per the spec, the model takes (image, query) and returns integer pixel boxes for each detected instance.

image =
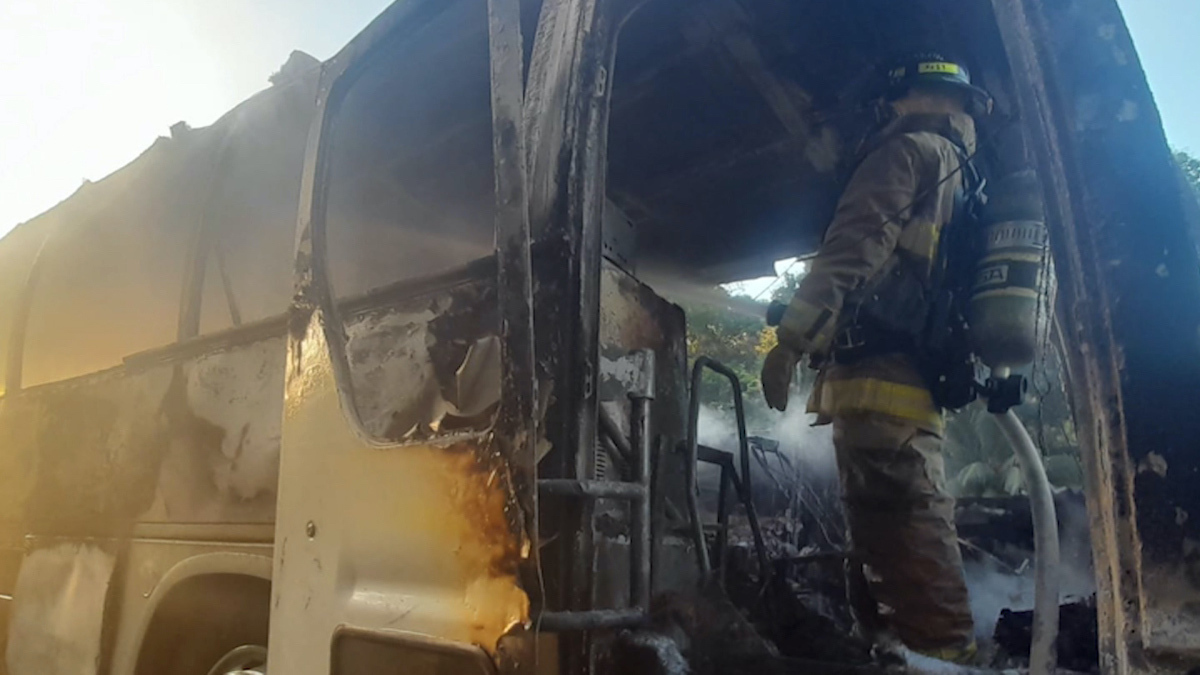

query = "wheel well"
[135,573,271,675]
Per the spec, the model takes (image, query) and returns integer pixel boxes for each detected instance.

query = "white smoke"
[963,494,1096,639]
[695,393,838,482]
[698,395,1097,643]
[695,394,844,549]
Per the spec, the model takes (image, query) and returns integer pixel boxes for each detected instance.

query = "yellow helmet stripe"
[918,62,962,75]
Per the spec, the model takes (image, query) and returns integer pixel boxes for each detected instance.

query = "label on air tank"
[973,258,1041,300]
[973,220,1046,301]
[986,220,1047,249]
[976,264,1009,286]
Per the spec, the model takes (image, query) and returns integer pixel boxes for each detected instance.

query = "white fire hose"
[994,408,1060,675]
[903,408,1060,675]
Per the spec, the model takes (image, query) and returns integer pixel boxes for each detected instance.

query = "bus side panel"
[0,331,287,669]
[6,541,115,675]
[4,333,287,540]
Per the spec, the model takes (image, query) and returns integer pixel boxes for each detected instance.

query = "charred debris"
[623,435,1100,674]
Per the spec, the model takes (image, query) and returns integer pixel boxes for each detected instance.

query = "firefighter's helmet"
[883,52,993,116]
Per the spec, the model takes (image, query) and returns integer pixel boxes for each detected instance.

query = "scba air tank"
[970,170,1049,371]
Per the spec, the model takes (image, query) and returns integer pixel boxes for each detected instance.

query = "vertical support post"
[523,1,622,670]
[686,360,713,580]
[5,229,53,394]
[628,349,655,612]
[487,0,538,552]
[715,464,732,589]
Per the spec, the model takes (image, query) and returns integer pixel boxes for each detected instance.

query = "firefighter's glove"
[761,344,801,411]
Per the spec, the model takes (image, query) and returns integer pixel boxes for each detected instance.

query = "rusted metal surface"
[6,541,116,675]
[488,1,542,663]
[993,0,1200,671]
[628,357,654,613]
[596,261,692,599]
[540,480,648,501]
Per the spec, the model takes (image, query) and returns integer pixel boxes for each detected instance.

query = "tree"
[683,270,807,431]
[1175,151,1200,200]
[685,295,770,408]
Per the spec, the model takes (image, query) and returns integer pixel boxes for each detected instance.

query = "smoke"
[698,396,1098,644]
[695,395,838,481]
[640,263,772,321]
[695,393,844,549]
[963,557,1036,639]
[963,493,1096,639]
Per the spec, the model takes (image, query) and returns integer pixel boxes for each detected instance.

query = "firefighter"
[761,53,992,660]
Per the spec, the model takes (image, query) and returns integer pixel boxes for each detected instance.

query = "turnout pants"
[833,412,974,652]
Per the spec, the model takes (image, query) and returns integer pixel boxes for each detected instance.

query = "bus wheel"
[206,644,267,675]
[136,574,270,675]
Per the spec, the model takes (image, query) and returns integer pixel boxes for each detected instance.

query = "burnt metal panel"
[269,312,529,672]
[277,1,538,672]
[148,338,286,523]
[523,1,628,671]
[602,200,638,274]
[596,260,694,601]
[339,280,501,441]
[994,0,1200,670]
[0,326,289,540]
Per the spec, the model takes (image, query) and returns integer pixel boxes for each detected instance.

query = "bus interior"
[1,0,1197,672]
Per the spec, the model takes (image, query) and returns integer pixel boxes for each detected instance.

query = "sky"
[0,0,1195,240]
[0,0,391,238]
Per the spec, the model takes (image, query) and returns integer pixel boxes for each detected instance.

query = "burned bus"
[0,0,1197,674]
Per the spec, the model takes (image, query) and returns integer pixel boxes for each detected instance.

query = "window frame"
[292,0,535,448]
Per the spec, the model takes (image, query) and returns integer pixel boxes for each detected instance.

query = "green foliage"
[683,272,807,430]
[685,296,771,417]
[1175,151,1200,201]
[768,269,808,303]
[944,349,1082,498]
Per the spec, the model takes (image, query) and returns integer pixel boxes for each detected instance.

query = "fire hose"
[994,408,1060,675]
